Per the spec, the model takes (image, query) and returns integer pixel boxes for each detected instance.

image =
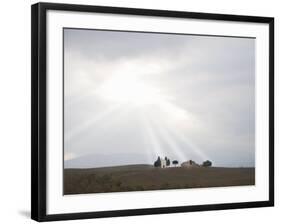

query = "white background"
[0,0,279,223]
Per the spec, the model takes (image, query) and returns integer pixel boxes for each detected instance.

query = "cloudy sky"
[64,28,255,168]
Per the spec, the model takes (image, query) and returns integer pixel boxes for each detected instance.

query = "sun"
[96,74,191,122]
[97,76,163,106]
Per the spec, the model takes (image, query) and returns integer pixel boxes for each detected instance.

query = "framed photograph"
[31,2,274,222]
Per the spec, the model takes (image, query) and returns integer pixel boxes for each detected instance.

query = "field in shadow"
[64,164,255,195]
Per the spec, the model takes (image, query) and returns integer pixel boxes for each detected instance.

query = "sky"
[64,28,255,168]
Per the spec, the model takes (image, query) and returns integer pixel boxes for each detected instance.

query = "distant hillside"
[64,165,255,195]
[64,153,150,168]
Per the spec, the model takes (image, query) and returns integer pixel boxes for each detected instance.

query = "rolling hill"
[64,164,255,195]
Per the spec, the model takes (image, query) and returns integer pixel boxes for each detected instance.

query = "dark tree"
[154,156,161,167]
[172,160,179,167]
[164,157,170,167]
[202,160,212,167]
[166,159,170,166]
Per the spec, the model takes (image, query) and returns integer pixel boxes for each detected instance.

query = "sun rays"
[65,73,210,164]
[64,104,122,142]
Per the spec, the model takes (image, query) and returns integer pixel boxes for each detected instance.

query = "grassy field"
[64,165,255,195]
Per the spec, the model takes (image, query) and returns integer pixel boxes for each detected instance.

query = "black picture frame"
[31,2,274,222]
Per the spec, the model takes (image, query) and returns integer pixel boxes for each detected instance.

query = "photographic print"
[63,28,255,195]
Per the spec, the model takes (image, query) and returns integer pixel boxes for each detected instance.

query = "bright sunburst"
[96,74,194,125]
[97,75,164,106]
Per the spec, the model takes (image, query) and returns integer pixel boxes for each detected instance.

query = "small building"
[181,160,200,168]
[160,158,167,168]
